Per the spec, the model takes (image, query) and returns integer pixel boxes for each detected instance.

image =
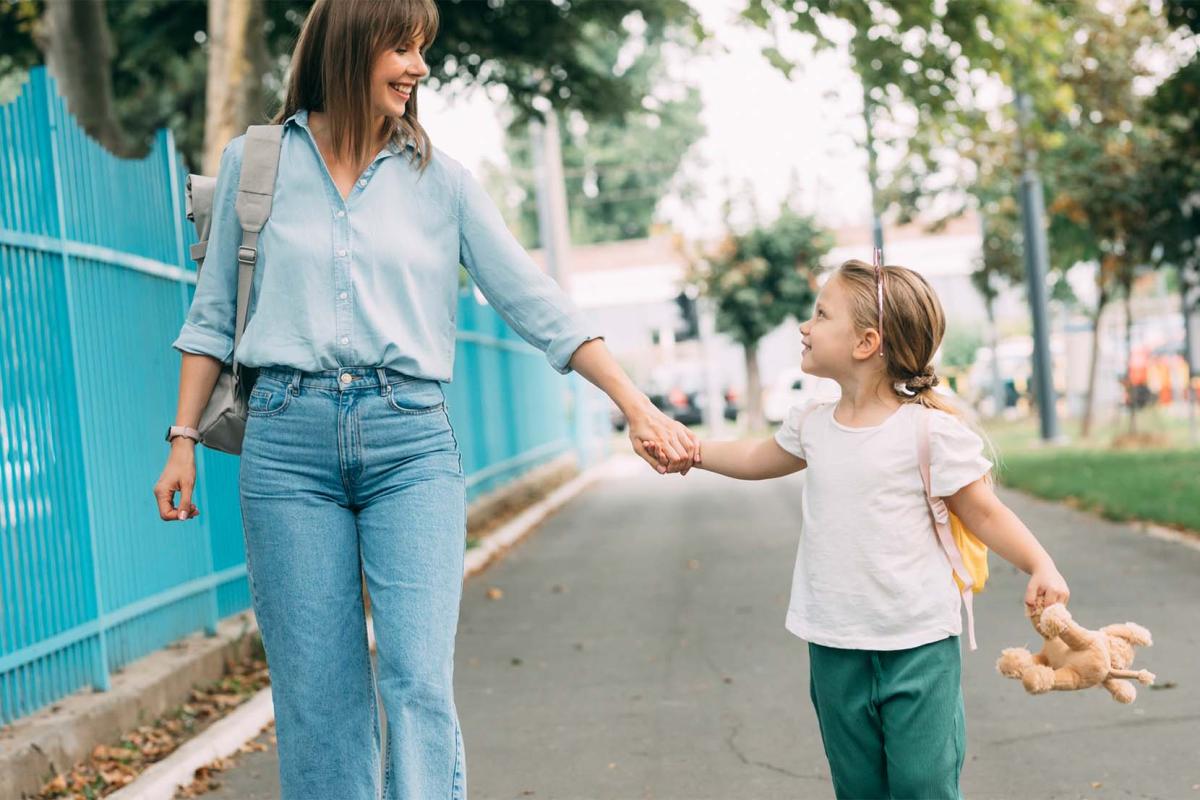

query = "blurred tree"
[0,0,702,168]
[203,0,269,173]
[488,32,705,247]
[685,206,832,430]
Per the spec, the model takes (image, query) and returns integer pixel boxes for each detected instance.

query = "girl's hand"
[153,444,202,522]
[627,407,699,475]
[1025,564,1069,612]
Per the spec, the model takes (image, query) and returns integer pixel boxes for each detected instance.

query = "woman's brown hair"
[273,0,439,170]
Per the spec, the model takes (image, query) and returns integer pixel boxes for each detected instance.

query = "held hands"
[626,404,701,475]
[1025,563,1070,614]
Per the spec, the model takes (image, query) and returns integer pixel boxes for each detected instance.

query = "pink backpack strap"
[916,409,977,651]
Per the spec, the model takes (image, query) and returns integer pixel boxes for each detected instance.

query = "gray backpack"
[183,124,283,455]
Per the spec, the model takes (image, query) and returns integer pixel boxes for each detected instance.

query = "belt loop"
[289,369,302,395]
[375,367,389,395]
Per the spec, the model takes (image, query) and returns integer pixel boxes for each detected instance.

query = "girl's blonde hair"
[832,258,999,478]
[833,259,958,417]
[274,0,439,170]
[833,259,999,472]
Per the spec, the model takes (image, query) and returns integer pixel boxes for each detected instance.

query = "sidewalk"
[205,456,1200,799]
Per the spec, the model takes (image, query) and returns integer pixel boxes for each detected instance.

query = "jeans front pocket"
[247,378,293,417]
[385,378,445,416]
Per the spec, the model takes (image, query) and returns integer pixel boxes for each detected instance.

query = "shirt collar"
[285,108,417,158]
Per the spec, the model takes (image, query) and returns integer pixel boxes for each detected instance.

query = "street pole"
[1182,263,1200,445]
[863,86,885,258]
[529,108,572,290]
[1015,90,1060,442]
[698,297,725,438]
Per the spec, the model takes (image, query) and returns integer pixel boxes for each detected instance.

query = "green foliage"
[492,29,705,247]
[0,0,702,168]
[689,206,832,347]
[941,326,983,369]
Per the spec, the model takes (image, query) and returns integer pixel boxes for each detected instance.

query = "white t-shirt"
[774,400,992,651]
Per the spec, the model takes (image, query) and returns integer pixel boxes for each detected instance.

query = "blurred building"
[525,213,1003,406]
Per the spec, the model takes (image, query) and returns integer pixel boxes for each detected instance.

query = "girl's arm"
[946,479,1070,610]
[695,437,806,481]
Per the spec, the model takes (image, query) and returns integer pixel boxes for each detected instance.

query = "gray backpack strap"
[185,174,216,267]
[231,124,284,362]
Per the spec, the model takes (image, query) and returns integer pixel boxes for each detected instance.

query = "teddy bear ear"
[1102,623,1152,647]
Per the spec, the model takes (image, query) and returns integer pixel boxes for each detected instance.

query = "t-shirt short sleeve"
[928,410,993,497]
[774,400,822,461]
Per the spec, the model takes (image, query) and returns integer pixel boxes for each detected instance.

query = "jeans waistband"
[255,365,430,392]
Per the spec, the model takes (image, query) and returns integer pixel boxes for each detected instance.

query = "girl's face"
[369,34,429,119]
[798,276,867,379]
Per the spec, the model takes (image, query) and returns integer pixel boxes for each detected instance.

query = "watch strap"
[166,425,202,443]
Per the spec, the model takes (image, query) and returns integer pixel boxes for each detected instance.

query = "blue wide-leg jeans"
[238,365,467,800]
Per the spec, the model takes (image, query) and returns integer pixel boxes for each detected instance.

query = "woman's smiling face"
[369,34,429,120]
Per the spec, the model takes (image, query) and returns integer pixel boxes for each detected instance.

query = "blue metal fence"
[0,68,606,726]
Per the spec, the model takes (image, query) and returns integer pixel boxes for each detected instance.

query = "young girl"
[690,258,1070,799]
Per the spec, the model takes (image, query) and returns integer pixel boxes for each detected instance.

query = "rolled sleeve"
[457,165,601,374]
[172,320,234,363]
[171,137,245,365]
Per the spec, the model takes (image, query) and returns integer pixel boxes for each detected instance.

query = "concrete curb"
[1138,521,1200,552]
[0,614,261,800]
[103,457,611,800]
[106,690,275,800]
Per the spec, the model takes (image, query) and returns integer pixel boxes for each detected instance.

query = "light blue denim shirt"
[172,109,597,380]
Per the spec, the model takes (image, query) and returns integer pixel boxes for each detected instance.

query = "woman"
[152,2,698,798]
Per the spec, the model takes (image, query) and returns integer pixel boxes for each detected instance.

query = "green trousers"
[808,636,966,800]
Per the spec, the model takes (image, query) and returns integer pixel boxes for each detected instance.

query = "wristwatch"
[165,425,202,444]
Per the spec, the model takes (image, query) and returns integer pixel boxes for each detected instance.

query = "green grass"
[985,413,1200,533]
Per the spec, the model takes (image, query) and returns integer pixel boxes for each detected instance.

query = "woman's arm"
[946,478,1070,609]
[153,352,225,522]
[568,339,699,474]
[695,437,806,481]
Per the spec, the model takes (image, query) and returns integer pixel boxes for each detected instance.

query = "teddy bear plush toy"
[996,601,1155,703]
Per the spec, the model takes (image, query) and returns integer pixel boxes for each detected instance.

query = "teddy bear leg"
[1021,664,1056,694]
[997,647,1034,680]
[1103,678,1136,704]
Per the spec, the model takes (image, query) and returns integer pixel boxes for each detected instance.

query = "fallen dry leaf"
[486,587,504,600]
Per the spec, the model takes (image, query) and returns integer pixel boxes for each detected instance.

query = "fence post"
[41,70,110,691]
[163,128,219,636]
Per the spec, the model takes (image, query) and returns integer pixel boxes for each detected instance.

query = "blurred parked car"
[610,384,738,431]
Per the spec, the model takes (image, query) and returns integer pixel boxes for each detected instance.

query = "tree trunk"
[35,0,133,157]
[744,341,764,433]
[987,293,1006,418]
[1080,288,1109,439]
[203,0,268,174]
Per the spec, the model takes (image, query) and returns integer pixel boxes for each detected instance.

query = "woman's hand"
[627,406,700,475]
[1025,563,1069,612]
[153,442,202,522]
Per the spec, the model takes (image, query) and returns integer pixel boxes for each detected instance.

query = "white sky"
[420,0,875,239]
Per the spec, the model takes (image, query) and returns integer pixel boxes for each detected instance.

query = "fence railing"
[0,67,606,726]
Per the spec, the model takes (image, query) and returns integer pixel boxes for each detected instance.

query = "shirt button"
[336,210,346,218]
[337,249,348,257]
[340,373,353,384]
[339,291,348,300]
[341,336,350,344]
[357,179,367,187]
